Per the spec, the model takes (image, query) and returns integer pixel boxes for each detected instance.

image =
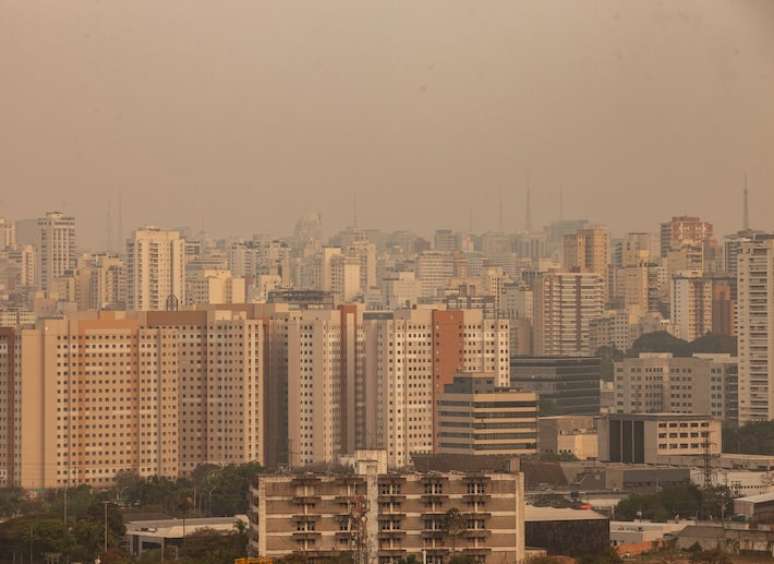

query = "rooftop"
[525,505,607,522]
[734,491,774,504]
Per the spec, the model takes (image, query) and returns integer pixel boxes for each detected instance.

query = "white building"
[533,272,604,356]
[37,211,76,292]
[737,239,774,423]
[127,227,186,311]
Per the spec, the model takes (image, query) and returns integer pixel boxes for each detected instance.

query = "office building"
[613,353,738,422]
[248,462,526,564]
[533,272,604,356]
[37,211,77,292]
[562,225,610,282]
[510,356,601,416]
[127,227,186,311]
[598,413,721,465]
[437,372,538,457]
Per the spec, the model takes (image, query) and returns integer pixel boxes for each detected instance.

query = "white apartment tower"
[38,211,76,291]
[533,272,605,356]
[737,239,774,422]
[127,227,186,311]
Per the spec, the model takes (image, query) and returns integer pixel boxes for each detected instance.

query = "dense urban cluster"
[0,208,773,563]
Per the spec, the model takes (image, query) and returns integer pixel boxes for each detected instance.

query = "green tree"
[443,507,466,554]
[689,547,731,564]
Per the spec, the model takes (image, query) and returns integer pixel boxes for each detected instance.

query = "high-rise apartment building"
[0,218,15,249]
[660,216,714,258]
[670,273,712,342]
[533,272,604,356]
[562,226,610,278]
[186,269,245,305]
[362,309,510,468]
[38,211,77,292]
[737,239,774,422]
[286,305,363,467]
[416,251,456,299]
[437,372,538,456]
[433,228,460,252]
[127,227,186,311]
[0,309,264,488]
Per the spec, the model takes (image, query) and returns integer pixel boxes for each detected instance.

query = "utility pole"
[103,501,111,554]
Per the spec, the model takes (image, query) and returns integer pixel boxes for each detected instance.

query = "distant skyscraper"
[670,273,712,342]
[737,239,774,423]
[37,211,76,292]
[533,272,605,356]
[126,227,186,310]
[659,216,713,258]
[0,217,15,249]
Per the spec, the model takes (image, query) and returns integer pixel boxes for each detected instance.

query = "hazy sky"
[2,1,773,246]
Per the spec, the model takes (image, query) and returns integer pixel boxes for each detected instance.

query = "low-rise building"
[524,506,609,558]
[125,516,248,556]
[537,416,598,460]
[598,413,721,465]
[248,456,526,564]
[733,492,774,524]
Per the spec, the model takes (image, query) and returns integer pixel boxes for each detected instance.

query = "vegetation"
[626,332,736,358]
[0,462,262,564]
[536,451,580,462]
[596,345,624,381]
[614,484,733,522]
[722,421,774,455]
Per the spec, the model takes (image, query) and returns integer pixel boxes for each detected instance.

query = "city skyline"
[2,1,773,245]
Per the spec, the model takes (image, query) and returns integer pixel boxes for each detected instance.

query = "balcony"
[292,495,321,505]
[464,529,491,540]
[378,530,407,541]
[292,531,321,541]
[462,494,491,503]
[421,494,449,504]
[421,529,445,540]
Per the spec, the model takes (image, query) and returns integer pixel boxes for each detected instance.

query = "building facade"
[38,211,77,292]
[127,227,186,311]
[437,373,538,457]
[248,466,526,564]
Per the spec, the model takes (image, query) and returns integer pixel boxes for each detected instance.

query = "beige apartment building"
[0,309,264,488]
[127,227,186,311]
[613,353,737,422]
[670,273,712,342]
[533,272,605,356]
[185,269,246,305]
[362,309,510,468]
[38,211,77,292]
[562,226,610,277]
[437,373,538,457]
[248,465,526,564]
[737,239,774,423]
